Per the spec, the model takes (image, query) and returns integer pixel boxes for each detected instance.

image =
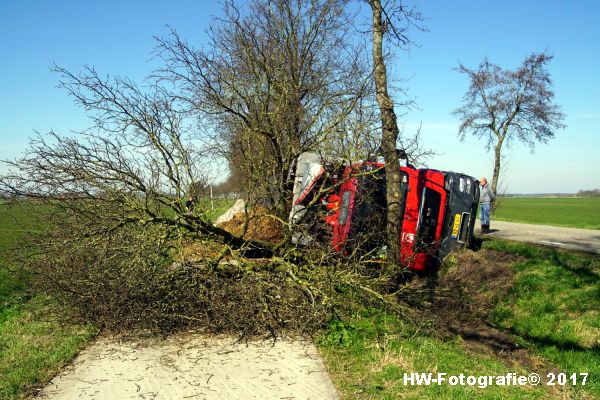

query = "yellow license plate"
[451,213,461,238]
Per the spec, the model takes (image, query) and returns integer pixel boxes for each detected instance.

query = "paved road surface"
[488,220,600,255]
[39,335,339,400]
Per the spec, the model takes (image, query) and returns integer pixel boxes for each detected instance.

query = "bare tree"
[0,0,469,340]
[153,0,371,217]
[0,1,416,334]
[367,0,423,270]
[453,52,566,195]
[0,66,253,249]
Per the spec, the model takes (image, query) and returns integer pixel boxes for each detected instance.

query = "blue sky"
[1,0,598,193]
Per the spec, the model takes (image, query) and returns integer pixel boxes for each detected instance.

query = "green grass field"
[318,311,552,399]
[199,198,235,221]
[493,197,600,229]
[485,239,600,399]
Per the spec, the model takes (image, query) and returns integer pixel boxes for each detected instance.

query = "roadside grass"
[492,197,600,229]
[317,310,553,399]
[198,198,235,222]
[1,200,45,308]
[484,239,600,398]
[0,298,95,399]
[319,239,600,399]
[1,202,96,400]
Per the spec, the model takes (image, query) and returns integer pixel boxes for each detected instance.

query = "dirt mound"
[177,240,225,262]
[217,207,285,244]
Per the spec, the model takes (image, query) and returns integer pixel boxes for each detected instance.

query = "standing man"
[185,195,195,212]
[479,177,495,234]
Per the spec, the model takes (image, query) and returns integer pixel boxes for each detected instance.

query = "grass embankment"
[487,239,600,399]
[493,197,600,229]
[201,198,236,221]
[319,239,600,399]
[318,312,551,399]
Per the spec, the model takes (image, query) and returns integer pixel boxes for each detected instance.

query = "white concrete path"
[213,199,245,226]
[38,334,339,400]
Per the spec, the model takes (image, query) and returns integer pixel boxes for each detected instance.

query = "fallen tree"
[0,66,396,338]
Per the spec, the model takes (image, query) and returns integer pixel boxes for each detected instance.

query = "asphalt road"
[487,220,600,255]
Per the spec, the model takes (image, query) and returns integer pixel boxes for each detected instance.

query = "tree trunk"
[371,0,403,269]
[491,139,503,196]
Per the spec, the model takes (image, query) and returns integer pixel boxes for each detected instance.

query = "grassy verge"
[199,198,236,222]
[317,310,552,399]
[1,202,96,399]
[484,239,600,399]
[492,197,600,229]
[319,239,600,399]
[0,298,95,399]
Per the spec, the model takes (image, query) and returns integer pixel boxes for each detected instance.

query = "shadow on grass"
[512,327,600,352]
[483,238,600,285]
[546,250,600,284]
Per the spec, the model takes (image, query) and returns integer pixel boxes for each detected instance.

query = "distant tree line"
[576,189,600,197]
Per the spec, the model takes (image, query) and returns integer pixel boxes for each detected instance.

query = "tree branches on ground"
[453,52,566,195]
[4,198,413,336]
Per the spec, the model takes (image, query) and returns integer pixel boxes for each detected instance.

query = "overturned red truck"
[289,152,480,272]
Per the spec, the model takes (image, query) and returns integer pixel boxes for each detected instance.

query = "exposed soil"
[430,249,547,369]
[217,207,285,244]
[177,239,225,261]
[435,249,521,329]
